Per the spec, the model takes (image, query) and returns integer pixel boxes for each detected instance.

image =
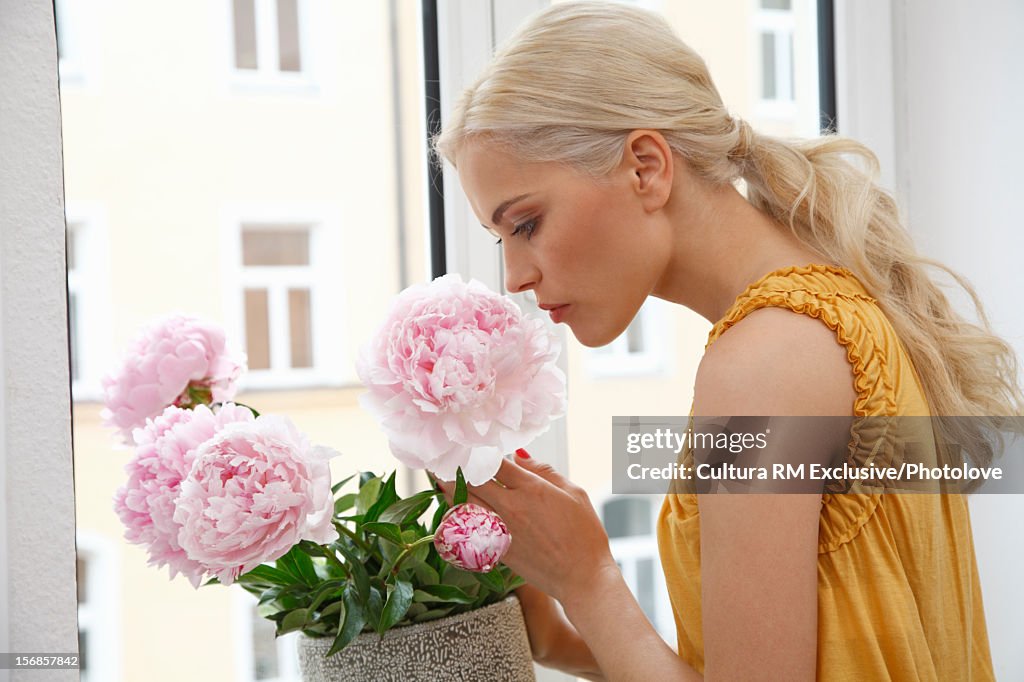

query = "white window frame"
[76,531,122,682]
[586,297,672,379]
[221,203,346,391]
[65,201,114,403]
[752,0,798,120]
[597,491,675,644]
[54,0,101,92]
[436,4,568,673]
[232,590,301,682]
[218,0,320,95]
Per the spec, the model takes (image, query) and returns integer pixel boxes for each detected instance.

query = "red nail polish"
[515,448,530,459]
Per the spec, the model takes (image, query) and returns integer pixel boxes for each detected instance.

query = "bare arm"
[515,582,606,681]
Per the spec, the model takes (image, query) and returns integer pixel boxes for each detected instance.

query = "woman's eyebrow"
[490,193,533,225]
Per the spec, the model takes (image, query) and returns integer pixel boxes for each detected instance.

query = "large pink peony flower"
[101,314,246,445]
[433,503,511,573]
[173,415,339,586]
[113,403,256,588]
[356,274,566,485]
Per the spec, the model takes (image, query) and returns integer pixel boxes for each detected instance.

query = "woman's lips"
[546,304,570,323]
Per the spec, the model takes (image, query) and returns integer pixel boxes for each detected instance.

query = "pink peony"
[356,274,566,486]
[113,403,256,588]
[433,503,511,573]
[173,415,339,586]
[101,314,246,445]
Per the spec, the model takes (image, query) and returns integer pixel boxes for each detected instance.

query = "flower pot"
[297,594,536,682]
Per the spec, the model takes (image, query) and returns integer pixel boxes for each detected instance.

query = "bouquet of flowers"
[106,274,566,659]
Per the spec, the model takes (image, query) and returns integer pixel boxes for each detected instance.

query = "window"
[223,208,347,390]
[54,0,99,90]
[233,591,301,682]
[65,203,113,402]
[586,298,671,378]
[600,495,674,642]
[76,533,120,682]
[754,0,797,115]
[230,0,310,85]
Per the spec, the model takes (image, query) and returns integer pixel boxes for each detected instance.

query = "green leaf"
[327,585,366,657]
[378,490,437,526]
[378,578,414,632]
[412,583,476,604]
[364,471,400,523]
[331,473,358,495]
[335,543,370,603]
[358,471,378,487]
[430,497,450,533]
[334,492,358,515]
[367,585,385,634]
[411,561,440,586]
[319,601,344,619]
[309,579,347,614]
[201,576,220,587]
[237,564,295,587]
[361,521,405,546]
[473,568,505,593]
[505,573,526,592]
[403,530,431,564]
[278,608,309,635]
[356,477,382,515]
[276,546,319,588]
[454,467,468,506]
[412,606,455,623]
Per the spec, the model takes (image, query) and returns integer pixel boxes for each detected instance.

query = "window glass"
[60,2,428,678]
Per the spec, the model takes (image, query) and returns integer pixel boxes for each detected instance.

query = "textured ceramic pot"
[297,594,536,682]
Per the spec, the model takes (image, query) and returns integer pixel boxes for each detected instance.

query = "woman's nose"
[503,247,540,294]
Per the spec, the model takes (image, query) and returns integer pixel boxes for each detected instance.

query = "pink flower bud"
[433,503,511,573]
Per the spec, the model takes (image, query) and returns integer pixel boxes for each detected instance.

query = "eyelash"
[495,218,538,245]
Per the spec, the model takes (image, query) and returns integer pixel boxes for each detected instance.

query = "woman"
[431,2,1023,679]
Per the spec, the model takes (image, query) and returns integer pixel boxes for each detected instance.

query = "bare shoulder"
[694,306,857,417]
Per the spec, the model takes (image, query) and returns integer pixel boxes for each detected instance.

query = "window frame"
[65,201,114,403]
[219,0,319,95]
[221,203,347,390]
[752,0,798,119]
[76,531,122,682]
[596,490,675,643]
[232,590,301,682]
[54,0,101,92]
[585,297,673,379]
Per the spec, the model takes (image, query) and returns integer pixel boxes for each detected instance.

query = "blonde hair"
[432,1,1024,469]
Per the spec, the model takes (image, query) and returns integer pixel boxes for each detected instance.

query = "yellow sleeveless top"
[656,264,994,680]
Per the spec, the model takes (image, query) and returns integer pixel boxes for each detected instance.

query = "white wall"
[0,1,80,681]
[837,1,1024,678]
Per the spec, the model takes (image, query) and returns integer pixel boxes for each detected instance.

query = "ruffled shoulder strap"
[705,263,898,553]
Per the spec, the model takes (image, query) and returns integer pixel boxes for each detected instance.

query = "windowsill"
[228,69,319,97]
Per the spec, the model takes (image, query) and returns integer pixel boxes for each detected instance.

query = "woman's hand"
[432,449,616,605]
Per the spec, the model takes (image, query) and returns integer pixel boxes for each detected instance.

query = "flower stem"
[332,520,373,554]
[390,534,436,577]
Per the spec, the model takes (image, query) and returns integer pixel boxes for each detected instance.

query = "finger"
[509,448,573,490]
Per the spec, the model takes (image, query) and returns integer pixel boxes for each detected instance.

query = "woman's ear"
[622,130,674,211]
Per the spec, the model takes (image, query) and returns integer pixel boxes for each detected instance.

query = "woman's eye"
[511,218,538,239]
[494,218,539,246]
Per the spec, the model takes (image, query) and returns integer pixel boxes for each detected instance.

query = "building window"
[65,203,113,402]
[234,591,301,682]
[586,298,670,378]
[600,496,674,642]
[225,210,347,390]
[755,0,796,110]
[54,0,98,89]
[231,0,306,78]
[241,225,314,373]
[76,533,120,682]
